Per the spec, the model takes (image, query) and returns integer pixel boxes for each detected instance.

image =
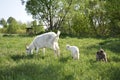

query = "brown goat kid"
[96,49,107,62]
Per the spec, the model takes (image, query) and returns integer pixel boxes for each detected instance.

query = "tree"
[61,0,92,36]
[105,0,120,36]
[22,0,73,31]
[21,0,120,37]
[0,18,7,28]
[31,20,37,34]
[86,0,109,36]
[17,21,27,34]
[31,20,45,34]
[7,17,19,34]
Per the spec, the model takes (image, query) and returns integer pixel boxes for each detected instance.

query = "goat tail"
[57,30,61,37]
[54,31,61,41]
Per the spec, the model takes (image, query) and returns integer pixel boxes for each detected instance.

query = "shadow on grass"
[10,54,36,61]
[88,59,120,80]
[63,74,74,80]
[99,39,120,53]
[87,38,120,54]
[59,56,71,63]
[11,53,54,61]
[89,59,97,63]
[105,67,120,80]
[111,56,120,62]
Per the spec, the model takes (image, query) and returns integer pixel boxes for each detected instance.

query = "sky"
[0,0,33,24]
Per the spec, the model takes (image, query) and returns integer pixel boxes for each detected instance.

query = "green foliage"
[105,0,120,36]
[36,25,45,34]
[17,22,27,34]
[0,18,7,28]
[0,17,45,35]
[31,20,37,34]
[64,0,120,37]
[30,20,45,34]
[71,13,90,36]
[31,20,45,34]
[7,17,19,34]
[0,36,120,80]
[0,17,20,34]
[25,0,59,30]
[24,0,75,30]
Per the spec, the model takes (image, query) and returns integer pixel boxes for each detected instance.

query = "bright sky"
[0,0,33,23]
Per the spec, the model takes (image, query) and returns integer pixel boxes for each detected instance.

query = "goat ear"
[66,44,70,47]
[66,44,70,49]
[26,46,29,50]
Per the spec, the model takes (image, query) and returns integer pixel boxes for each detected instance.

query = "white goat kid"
[66,45,80,60]
[26,31,61,57]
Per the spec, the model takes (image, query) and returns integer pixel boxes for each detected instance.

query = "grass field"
[0,35,120,80]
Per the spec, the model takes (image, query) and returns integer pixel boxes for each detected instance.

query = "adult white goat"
[66,44,80,60]
[26,31,61,57]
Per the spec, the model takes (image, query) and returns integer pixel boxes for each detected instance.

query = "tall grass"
[0,35,120,80]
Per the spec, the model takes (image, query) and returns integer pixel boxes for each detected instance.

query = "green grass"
[0,35,120,80]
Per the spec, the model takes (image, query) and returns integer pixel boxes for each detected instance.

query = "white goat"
[26,31,61,57]
[66,44,80,60]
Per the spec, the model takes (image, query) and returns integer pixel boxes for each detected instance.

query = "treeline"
[0,17,45,34]
[0,0,120,37]
[22,0,120,37]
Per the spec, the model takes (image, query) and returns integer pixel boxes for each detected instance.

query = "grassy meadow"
[0,35,120,80]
